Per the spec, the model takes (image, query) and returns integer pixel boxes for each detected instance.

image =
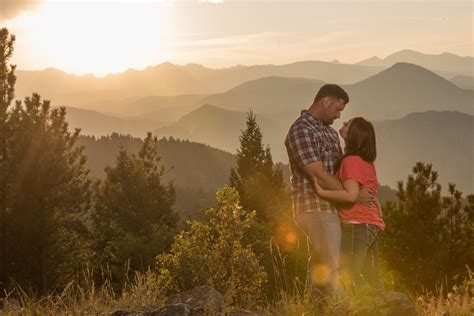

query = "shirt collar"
[301,110,327,127]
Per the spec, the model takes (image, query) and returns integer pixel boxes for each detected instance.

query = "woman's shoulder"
[343,155,365,163]
[342,155,373,168]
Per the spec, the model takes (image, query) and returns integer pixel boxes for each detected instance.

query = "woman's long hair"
[336,117,376,170]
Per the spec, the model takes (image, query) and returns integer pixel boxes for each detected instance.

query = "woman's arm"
[313,177,360,203]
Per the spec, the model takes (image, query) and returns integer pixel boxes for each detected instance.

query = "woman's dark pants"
[340,223,384,291]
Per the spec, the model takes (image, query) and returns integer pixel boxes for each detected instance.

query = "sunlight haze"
[1,0,473,76]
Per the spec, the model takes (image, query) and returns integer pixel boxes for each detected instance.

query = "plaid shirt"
[285,110,342,215]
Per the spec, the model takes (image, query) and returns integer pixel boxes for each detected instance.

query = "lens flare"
[311,264,331,285]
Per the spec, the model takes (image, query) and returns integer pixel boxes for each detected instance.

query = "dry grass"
[1,263,472,315]
[1,267,167,315]
[415,267,473,316]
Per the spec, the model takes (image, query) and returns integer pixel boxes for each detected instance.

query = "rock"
[351,290,416,316]
[111,286,261,316]
[112,303,191,316]
[168,285,224,314]
[227,309,258,316]
[154,303,191,316]
[112,312,145,316]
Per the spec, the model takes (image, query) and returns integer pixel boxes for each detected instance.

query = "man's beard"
[325,119,334,125]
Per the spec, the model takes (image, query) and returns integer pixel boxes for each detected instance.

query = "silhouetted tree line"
[0,28,472,300]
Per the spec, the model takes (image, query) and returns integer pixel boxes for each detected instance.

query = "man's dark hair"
[314,84,349,104]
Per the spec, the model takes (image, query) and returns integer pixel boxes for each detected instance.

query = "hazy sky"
[2,0,473,76]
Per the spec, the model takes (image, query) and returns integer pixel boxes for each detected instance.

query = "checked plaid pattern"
[285,110,342,215]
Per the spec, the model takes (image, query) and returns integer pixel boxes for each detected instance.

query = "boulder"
[154,303,191,316]
[168,285,224,314]
[112,286,260,316]
[112,303,190,316]
[227,309,258,316]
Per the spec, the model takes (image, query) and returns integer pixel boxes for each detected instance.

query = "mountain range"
[15,50,473,115]
[60,62,474,140]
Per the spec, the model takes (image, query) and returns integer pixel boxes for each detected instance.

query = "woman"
[314,117,385,291]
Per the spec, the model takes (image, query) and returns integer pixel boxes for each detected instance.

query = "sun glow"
[10,1,177,76]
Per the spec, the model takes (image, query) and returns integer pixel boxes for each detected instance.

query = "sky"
[1,0,473,76]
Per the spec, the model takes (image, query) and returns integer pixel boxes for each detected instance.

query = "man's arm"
[314,179,360,203]
[302,161,343,190]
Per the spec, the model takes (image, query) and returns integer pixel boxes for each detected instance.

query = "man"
[285,84,372,297]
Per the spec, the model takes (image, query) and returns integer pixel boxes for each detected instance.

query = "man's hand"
[376,198,383,218]
[313,178,324,195]
[358,187,375,207]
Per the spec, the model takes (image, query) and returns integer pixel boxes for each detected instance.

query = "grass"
[1,263,472,315]
[415,267,473,316]
[1,267,167,314]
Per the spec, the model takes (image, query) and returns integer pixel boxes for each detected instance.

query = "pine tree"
[229,111,301,299]
[93,133,178,282]
[5,94,92,293]
[229,110,286,224]
[0,27,16,289]
[1,28,91,293]
[439,185,474,280]
[381,162,444,290]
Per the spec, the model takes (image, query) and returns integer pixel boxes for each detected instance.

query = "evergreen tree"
[93,133,178,282]
[0,28,92,293]
[439,185,474,280]
[5,95,92,293]
[229,110,287,225]
[229,111,303,299]
[381,162,444,290]
[0,27,16,290]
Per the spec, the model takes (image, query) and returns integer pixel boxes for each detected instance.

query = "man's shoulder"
[289,113,321,132]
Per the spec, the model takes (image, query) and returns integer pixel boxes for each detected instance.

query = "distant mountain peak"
[191,104,238,115]
[42,67,67,75]
[354,62,461,91]
[387,49,422,58]
[389,62,428,71]
[355,56,383,66]
[374,62,440,76]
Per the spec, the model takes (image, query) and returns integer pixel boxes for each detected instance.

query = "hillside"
[77,134,236,218]
[201,77,324,116]
[373,111,473,194]
[153,104,285,161]
[61,106,159,136]
[450,75,474,90]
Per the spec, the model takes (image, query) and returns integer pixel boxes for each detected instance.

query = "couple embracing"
[285,84,385,298]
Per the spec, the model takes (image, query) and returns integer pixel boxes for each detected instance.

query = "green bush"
[157,186,267,307]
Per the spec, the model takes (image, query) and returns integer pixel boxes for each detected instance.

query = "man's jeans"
[340,223,384,291]
[295,212,341,296]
